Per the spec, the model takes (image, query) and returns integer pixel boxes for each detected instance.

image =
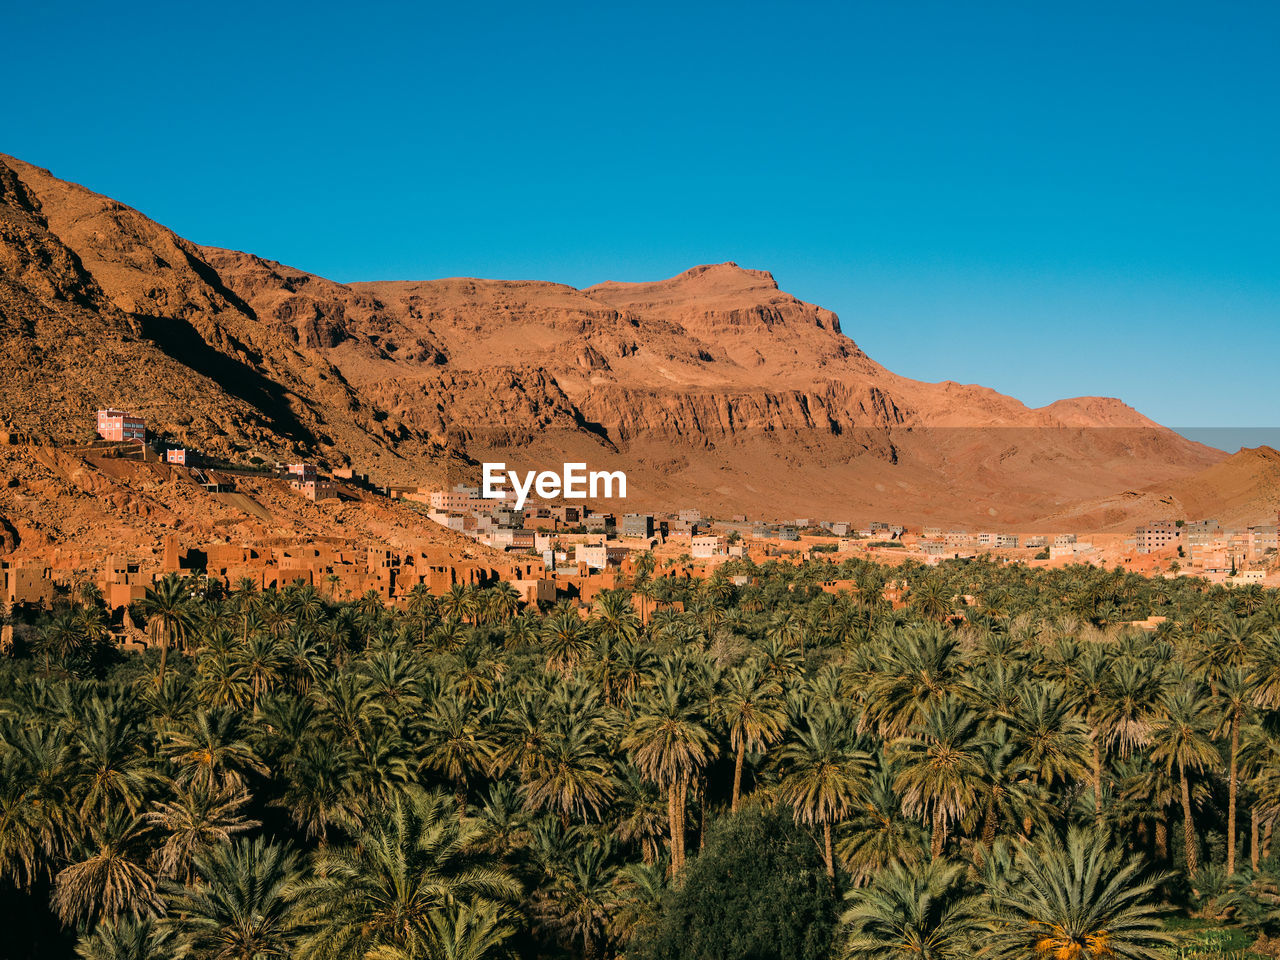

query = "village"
[2,408,1278,620]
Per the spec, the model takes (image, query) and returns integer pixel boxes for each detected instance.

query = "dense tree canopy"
[2,555,1280,958]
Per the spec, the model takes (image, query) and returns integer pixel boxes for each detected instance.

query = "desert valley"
[3,151,1279,615]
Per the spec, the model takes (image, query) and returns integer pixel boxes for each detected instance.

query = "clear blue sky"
[5,1,1277,438]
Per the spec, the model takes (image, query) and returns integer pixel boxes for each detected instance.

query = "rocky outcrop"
[0,513,18,554]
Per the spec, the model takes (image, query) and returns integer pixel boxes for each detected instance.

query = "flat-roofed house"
[1,560,54,609]
[96,409,145,442]
[574,542,609,570]
[691,535,725,559]
[1134,521,1180,554]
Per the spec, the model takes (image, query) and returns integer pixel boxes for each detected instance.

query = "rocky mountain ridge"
[0,153,1226,525]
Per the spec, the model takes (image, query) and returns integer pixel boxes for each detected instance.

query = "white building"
[691,535,725,559]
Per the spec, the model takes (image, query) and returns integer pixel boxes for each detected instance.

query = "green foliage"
[630,806,838,960]
[840,858,977,960]
[74,917,179,960]
[3,557,1280,959]
[982,825,1173,960]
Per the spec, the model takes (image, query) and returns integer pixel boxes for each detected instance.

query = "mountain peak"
[585,261,779,296]
[671,262,779,288]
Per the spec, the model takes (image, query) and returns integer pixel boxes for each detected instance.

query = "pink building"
[96,409,145,442]
[291,478,337,501]
[287,463,318,483]
[166,448,187,465]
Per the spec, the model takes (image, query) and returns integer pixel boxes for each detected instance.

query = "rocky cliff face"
[0,153,1225,524]
[0,155,462,479]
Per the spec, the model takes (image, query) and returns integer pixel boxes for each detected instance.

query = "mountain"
[0,153,1227,527]
[0,154,460,477]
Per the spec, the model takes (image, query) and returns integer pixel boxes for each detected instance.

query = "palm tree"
[967,726,1047,849]
[621,675,716,872]
[274,738,362,843]
[472,782,530,862]
[38,608,97,671]
[980,825,1172,960]
[764,612,804,654]
[1111,755,1181,866]
[350,724,414,808]
[488,581,522,625]
[324,572,342,601]
[891,698,988,858]
[235,632,285,708]
[231,576,259,615]
[909,577,956,624]
[633,576,659,627]
[53,809,162,927]
[776,712,871,877]
[163,709,267,793]
[1096,658,1164,761]
[1239,722,1280,872]
[281,630,328,695]
[196,646,251,710]
[1148,686,1220,878]
[594,589,641,645]
[719,663,787,812]
[361,647,427,714]
[75,917,179,960]
[862,625,967,739]
[836,762,928,887]
[613,767,668,867]
[297,788,519,960]
[423,901,517,960]
[405,583,437,644]
[439,584,476,624]
[758,633,803,685]
[542,605,592,677]
[503,613,539,651]
[1248,626,1280,708]
[142,573,195,683]
[144,785,257,883]
[1212,666,1253,874]
[1062,644,1111,814]
[840,858,978,960]
[73,603,111,653]
[532,840,621,959]
[417,695,495,814]
[164,836,302,960]
[491,688,552,782]
[1007,685,1092,793]
[521,718,615,827]
[0,745,65,889]
[71,695,152,821]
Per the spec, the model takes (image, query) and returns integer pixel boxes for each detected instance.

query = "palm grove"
[3,554,1280,959]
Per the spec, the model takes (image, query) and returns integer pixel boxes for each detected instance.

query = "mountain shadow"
[136,314,316,446]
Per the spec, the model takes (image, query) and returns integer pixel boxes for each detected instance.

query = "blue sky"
[5,1,1277,439]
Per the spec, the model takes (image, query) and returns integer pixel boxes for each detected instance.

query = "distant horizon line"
[1172,428,1280,455]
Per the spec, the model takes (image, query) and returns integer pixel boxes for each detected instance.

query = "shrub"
[630,805,837,960]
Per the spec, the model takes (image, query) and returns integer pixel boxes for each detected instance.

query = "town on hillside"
[2,409,1277,632]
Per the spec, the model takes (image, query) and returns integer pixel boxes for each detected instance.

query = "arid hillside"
[0,154,463,480]
[0,444,482,573]
[1038,446,1280,532]
[0,152,1229,526]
